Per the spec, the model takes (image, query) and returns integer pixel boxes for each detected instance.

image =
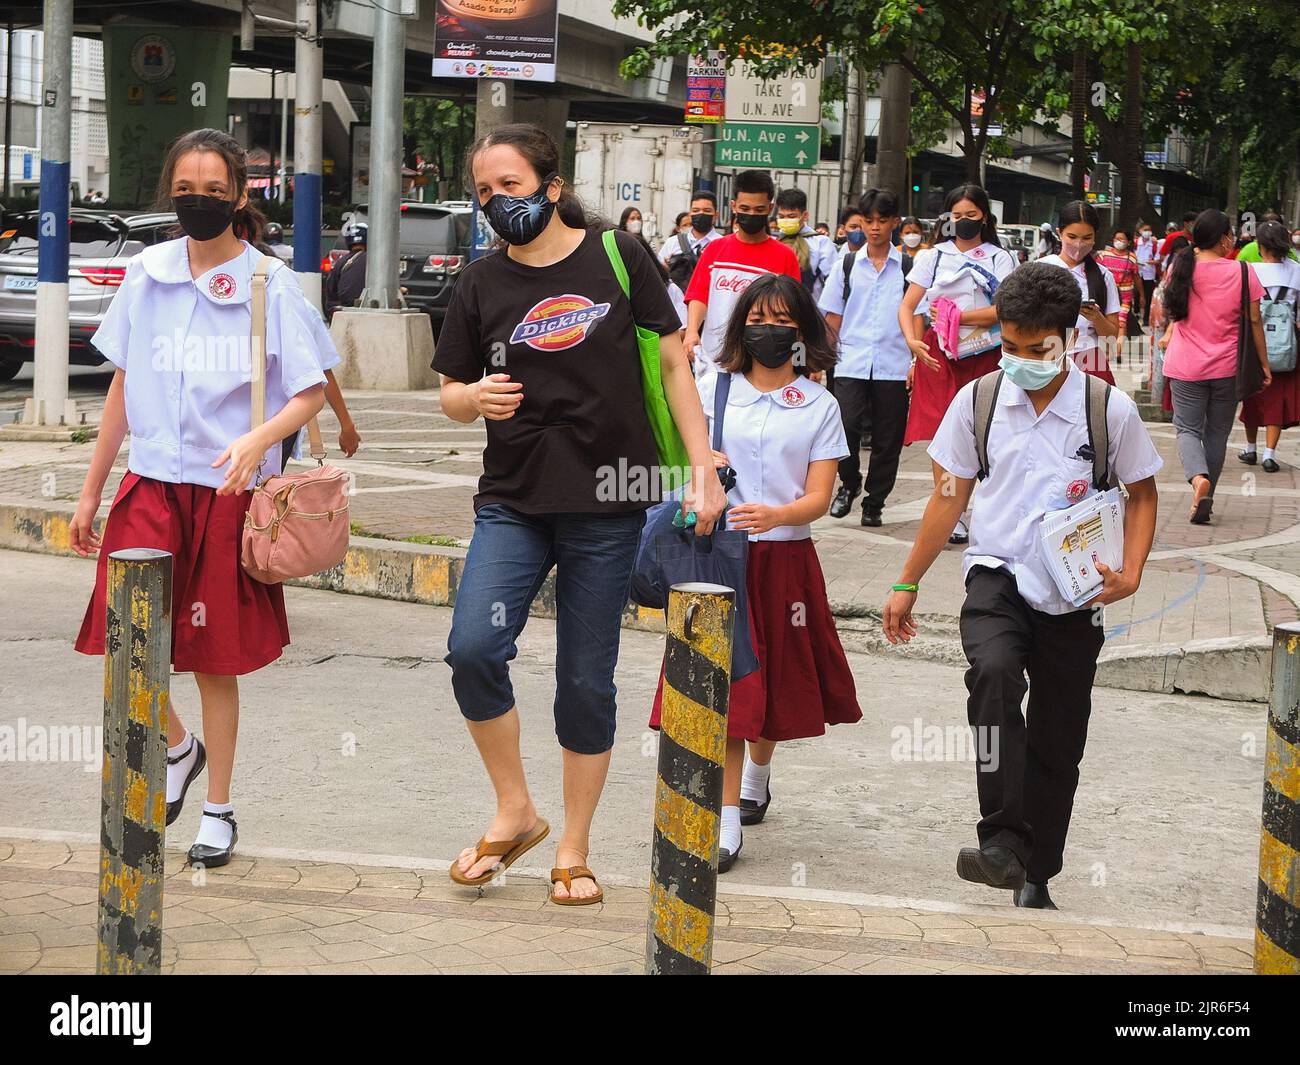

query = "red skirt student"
[650,538,862,741]
[75,472,289,674]
[1241,369,1300,431]
[904,330,1001,445]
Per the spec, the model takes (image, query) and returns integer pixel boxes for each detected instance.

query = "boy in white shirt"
[881,263,1162,910]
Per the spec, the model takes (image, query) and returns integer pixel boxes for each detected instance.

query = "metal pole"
[4,22,14,201]
[27,0,72,428]
[293,0,323,309]
[97,549,172,975]
[360,0,405,308]
[279,68,289,204]
[1255,620,1300,974]
[646,582,735,975]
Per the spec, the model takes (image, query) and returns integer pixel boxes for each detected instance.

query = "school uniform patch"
[208,273,236,300]
[509,293,611,351]
[1066,477,1089,503]
[781,385,805,406]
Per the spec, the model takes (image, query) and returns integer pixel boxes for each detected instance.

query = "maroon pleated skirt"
[904,331,1001,446]
[650,538,862,742]
[1241,370,1300,430]
[75,472,290,675]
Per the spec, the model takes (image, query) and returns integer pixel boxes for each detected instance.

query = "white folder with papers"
[1038,488,1125,607]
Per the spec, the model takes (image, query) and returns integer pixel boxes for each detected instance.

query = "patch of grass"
[348,521,463,548]
[70,427,91,444]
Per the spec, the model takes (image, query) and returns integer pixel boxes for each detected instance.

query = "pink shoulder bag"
[240,255,351,584]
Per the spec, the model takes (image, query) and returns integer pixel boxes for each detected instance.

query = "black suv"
[329,201,492,334]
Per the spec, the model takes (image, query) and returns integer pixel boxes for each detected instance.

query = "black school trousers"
[958,565,1106,883]
[832,374,909,511]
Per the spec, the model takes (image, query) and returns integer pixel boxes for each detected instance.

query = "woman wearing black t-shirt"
[434,124,726,905]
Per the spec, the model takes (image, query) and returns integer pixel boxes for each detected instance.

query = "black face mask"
[172,194,236,242]
[735,212,769,236]
[743,324,799,368]
[954,216,983,241]
[482,174,557,246]
[690,212,714,233]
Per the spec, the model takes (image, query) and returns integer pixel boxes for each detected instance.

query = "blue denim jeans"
[445,503,646,754]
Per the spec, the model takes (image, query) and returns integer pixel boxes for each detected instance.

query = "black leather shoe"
[948,529,969,544]
[718,840,742,873]
[186,810,238,868]
[861,506,883,528]
[956,845,1027,890]
[1263,457,1280,473]
[165,738,206,827]
[830,484,859,519]
[1014,881,1058,909]
[739,784,770,826]
[1238,449,1257,465]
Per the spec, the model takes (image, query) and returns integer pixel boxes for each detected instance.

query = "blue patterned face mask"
[482,173,558,246]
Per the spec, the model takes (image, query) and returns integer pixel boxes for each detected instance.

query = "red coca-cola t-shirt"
[684,234,801,367]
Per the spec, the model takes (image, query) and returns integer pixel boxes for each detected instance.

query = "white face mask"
[626,219,642,234]
[1114,239,1128,250]
[902,232,922,248]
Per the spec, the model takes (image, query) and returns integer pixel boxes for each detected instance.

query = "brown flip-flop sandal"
[549,865,604,906]
[449,819,550,886]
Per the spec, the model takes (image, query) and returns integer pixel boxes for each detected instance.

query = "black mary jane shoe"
[1237,449,1257,465]
[1263,457,1281,473]
[165,738,207,827]
[829,484,859,519]
[186,810,239,869]
[739,784,771,826]
[956,844,1026,891]
[718,840,743,874]
[1013,881,1058,910]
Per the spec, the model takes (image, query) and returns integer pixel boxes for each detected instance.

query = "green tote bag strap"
[601,229,691,490]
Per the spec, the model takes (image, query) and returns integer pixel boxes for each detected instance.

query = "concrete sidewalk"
[0,836,1255,975]
[2,374,1296,700]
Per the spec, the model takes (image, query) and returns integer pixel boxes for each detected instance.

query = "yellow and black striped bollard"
[98,548,172,975]
[1256,620,1300,974]
[647,582,735,975]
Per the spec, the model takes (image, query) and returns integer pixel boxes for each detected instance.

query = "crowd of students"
[68,120,1294,916]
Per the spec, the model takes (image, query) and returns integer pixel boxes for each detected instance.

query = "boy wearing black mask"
[683,170,801,377]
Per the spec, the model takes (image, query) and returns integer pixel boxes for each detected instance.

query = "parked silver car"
[0,209,177,381]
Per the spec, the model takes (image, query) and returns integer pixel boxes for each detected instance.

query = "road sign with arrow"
[715,122,822,170]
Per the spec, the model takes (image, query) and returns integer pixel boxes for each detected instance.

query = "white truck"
[571,122,705,248]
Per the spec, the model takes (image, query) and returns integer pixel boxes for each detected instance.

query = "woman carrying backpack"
[1238,220,1300,472]
[435,124,726,905]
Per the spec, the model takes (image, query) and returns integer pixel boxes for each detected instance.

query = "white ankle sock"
[193,801,234,850]
[1242,442,1257,454]
[740,754,771,803]
[165,732,197,804]
[953,515,968,537]
[720,806,742,855]
[1263,447,1276,461]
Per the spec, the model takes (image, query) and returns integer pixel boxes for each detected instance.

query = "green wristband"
[891,583,919,593]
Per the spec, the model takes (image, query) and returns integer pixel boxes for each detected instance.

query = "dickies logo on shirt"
[781,385,806,406]
[509,293,611,351]
[208,273,236,300]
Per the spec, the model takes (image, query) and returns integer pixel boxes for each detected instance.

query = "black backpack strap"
[842,249,858,303]
[677,231,692,259]
[900,252,913,296]
[712,371,731,452]
[972,371,1004,481]
[1083,373,1112,489]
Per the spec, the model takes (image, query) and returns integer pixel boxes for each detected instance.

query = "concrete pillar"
[876,61,911,201]
[474,78,515,142]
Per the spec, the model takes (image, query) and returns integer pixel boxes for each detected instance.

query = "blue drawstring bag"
[629,373,759,681]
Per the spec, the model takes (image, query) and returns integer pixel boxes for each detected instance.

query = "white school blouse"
[1037,253,1121,361]
[927,359,1163,614]
[698,371,849,542]
[92,238,338,491]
